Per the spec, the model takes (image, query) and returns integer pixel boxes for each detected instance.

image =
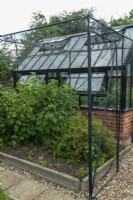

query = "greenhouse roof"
[11,24,133,92]
[15,25,133,73]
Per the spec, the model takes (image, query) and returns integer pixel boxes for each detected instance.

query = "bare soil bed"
[0,145,88,178]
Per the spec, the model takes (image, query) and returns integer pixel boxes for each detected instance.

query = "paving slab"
[35,187,75,200]
[0,152,80,192]
[130,190,133,196]
[126,195,133,200]
[6,179,49,200]
[0,166,5,172]
[0,170,24,190]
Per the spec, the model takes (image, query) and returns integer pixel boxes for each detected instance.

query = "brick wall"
[80,107,133,140]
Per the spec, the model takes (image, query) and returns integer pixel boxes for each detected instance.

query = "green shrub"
[53,112,88,163]
[27,151,34,161]
[0,78,78,146]
[0,137,4,148]
[75,167,89,179]
[0,78,115,167]
[0,85,17,139]
[0,59,16,81]
[40,159,47,167]
[53,112,115,166]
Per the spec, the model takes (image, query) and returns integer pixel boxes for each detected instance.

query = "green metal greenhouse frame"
[0,15,133,199]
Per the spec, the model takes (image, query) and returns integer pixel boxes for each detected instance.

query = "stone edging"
[0,145,131,193]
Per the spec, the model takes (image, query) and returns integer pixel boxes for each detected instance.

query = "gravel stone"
[94,145,133,200]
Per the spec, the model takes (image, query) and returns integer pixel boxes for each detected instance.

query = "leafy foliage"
[0,78,78,146]
[0,78,115,166]
[27,151,34,161]
[110,9,133,27]
[75,167,89,179]
[54,112,115,165]
[40,159,47,167]
[0,49,16,81]
[0,85,17,138]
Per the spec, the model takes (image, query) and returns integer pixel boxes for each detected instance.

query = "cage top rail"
[0,15,133,44]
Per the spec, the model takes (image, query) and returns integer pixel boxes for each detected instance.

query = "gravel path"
[95,144,133,200]
[0,144,133,200]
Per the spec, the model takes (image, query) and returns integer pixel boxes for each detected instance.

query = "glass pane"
[41,38,69,50]
[32,55,48,70]
[18,57,32,70]
[72,36,87,50]
[24,55,41,70]
[59,54,71,69]
[126,64,131,108]
[76,74,87,91]
[66,74,79,88]
[18,47,40,70]
[80,95,88,106]
[108,70,121,76]
[37,74,45,81]
[71,52,87,68]
[50,53,67,69]
[94,49,113,67]
[93,77,121,109]
[91,73,105,92]
[40,55,57,69]
[27,75,36,80]
[58,52,80,69]
[126,78,131,108]
[64,36,80,50]
[19,75,29,83]
[107,78,121,109]
[124,28,133,48]
[66,73,104,92]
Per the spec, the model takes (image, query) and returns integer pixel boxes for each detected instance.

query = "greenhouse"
[7,22,133,140]
[11,24,133,109]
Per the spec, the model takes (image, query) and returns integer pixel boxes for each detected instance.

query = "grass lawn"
[0,189,13,200]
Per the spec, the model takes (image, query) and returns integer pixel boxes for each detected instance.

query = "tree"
[30,8,94,34]
[110,9,133,27]
[49,8,94,35]
[0,43,16,81]
[129,9,133,19]
[19,8,94,58]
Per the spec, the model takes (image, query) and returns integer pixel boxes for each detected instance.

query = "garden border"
[0,145,131,193]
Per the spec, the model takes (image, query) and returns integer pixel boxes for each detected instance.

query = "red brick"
[80,108,133,141]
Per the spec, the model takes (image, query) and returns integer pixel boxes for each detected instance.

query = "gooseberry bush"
[0,78,115,166]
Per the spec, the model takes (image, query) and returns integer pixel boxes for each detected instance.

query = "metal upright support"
[68,52,72,85]
[115,44,120,172]
[87,16,93,200]
[120,36,126,110]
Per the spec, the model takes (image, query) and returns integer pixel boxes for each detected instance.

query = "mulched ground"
[0,145,88,178]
